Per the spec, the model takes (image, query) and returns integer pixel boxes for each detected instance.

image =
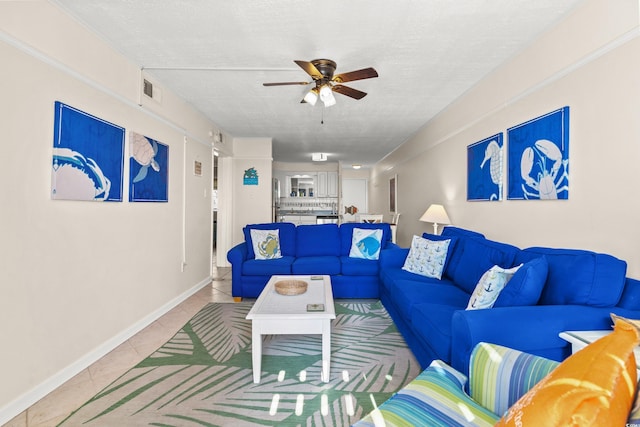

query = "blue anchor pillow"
[250,229,282,260]
[466,264,522,310]
[402,235,452,279]
[349,228,383,260]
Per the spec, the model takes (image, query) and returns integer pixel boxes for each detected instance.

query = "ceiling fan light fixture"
[319,84,336,107]
[303,88,318,106]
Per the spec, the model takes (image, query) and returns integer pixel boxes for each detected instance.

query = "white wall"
[230,138,273,245]
[370,0,640,278]
[0,2,216,420]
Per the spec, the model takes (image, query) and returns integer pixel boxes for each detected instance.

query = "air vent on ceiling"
[143,79,153,98]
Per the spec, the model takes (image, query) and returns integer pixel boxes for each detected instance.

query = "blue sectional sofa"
[380,226,640,374]
[227,222,397,299]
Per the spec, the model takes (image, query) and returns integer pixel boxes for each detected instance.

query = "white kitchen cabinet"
[281,215,300,224]
[287,174,316,197]
[317,172,328,197]
[298,216,317,225]
[327,172,338,197]
[280,215,317,225]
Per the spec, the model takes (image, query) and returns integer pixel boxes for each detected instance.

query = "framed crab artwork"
[507,106,570,200]
[129,131,169,202]
[467,133,503,201]
[51,101,125,202]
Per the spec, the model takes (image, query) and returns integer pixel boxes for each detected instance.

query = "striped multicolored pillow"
[354,360,499,427]
[469,342,559,416]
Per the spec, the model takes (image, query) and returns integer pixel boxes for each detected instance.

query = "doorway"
[341,179,368,222]
[212,153,219,262]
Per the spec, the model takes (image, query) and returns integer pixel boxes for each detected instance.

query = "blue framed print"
[129,132,169,202]
[467,133,503,201]
[51,101,125,201]
[507,107,570,200]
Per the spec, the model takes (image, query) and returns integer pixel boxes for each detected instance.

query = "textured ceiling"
[53,0,585,166]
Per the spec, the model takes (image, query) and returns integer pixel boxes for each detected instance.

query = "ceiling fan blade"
[263,81,310,86]
[332,85,367,100]
[332,67,378,83]
[294,60,323,79]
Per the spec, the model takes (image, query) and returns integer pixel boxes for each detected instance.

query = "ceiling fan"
[263,59,378,106]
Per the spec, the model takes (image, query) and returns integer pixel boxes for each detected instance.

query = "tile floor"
[4,267,233,427]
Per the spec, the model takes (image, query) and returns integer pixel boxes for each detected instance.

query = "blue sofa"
[227,222,397,299]
[379,226,640,374]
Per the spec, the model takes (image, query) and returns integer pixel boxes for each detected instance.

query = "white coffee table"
[246,275,336,384]
[560,329,640,374]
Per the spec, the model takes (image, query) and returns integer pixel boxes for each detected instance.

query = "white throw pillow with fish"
[349,228,383,260]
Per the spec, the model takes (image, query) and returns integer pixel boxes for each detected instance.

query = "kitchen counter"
[277,212,340,225]
[278,210,337,216]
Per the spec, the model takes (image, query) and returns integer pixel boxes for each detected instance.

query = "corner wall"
[0,2,216,420]
[230,138,273,246]
[370,0,640,277]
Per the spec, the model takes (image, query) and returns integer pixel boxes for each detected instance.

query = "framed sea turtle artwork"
[51,101,125,201]
[507,107,570,200]
[129,132,169,202]
[467,133,503,201]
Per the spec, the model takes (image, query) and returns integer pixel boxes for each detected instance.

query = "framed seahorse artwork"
[507,107,570,200]
[467,133,504,201]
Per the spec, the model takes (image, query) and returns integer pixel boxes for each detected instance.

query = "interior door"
[341,179,368,222]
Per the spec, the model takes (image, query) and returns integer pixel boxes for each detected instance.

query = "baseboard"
[0,276,213,425]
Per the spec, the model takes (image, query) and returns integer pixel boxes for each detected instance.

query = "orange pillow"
[495,314,640,427]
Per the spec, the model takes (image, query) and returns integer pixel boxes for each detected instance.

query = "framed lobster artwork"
[507,107,570,200]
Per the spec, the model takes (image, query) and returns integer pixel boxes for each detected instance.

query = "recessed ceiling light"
[352,164,361,169]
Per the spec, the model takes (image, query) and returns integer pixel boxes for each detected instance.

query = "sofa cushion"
[349,228,383,260]
[467,264,521,310]
[382,266,439,284]
[340,222,392,255]
[340,256,379,276]
[249,229,282,260]
[618,278,640,310]
[495,315,640,427]
[451,238,520,294]
[402,235,452,279]
[291,256,341,275]
[243,222,296,259]
[391,280,467,322]
[494,257,548,307]
[353,360,499,427]
[242,256,294,276]
[440,226,485,278]
[516,247,627,307]
[295,224,340,257]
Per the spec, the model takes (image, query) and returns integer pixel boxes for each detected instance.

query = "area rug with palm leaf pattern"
[59,300,420,426]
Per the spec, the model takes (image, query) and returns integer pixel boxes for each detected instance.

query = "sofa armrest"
[450,305,625,374]
[227,242,248,297]
[379,247,409,269]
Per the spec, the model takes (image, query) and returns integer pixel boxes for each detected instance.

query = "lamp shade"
[303,89,318,106]
[420,204,451,225]
[319,85,336,107]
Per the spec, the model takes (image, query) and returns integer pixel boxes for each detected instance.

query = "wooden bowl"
[274,280,308,296]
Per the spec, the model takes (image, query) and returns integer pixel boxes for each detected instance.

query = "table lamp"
[419,204,451,235]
